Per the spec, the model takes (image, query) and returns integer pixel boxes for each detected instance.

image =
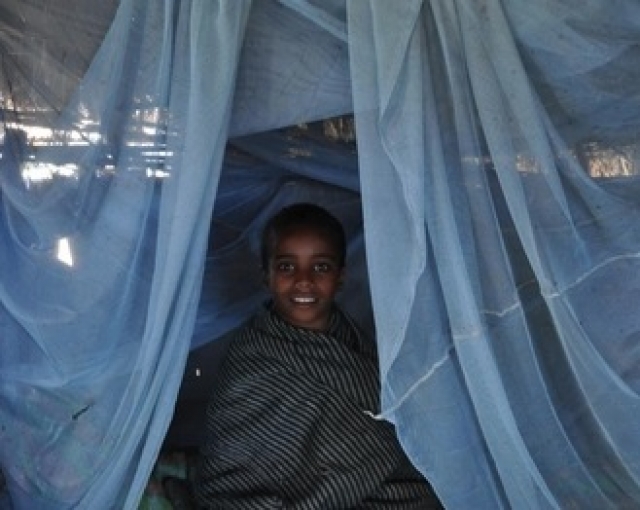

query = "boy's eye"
[276,262,294,272]
[313,262,333,273]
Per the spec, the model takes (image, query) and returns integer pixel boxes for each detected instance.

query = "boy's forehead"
[278,224,329,236]
[271,226,340,255]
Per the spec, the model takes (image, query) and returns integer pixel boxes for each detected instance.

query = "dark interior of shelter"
[165,117,360,447]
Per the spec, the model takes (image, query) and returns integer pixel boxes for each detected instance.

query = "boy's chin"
[277,308,330,331]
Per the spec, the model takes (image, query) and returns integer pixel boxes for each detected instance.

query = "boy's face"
[265,226,344,331]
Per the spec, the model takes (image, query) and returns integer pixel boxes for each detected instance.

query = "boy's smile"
[265,226,344,331]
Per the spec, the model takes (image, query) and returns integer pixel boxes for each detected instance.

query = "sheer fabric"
[1,1,253,507]
[2,0,640,508]
[350,1,640,508]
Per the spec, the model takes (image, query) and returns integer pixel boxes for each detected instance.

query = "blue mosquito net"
[2,0,640,508]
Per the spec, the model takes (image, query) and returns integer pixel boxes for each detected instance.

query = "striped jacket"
[195,304,441,509]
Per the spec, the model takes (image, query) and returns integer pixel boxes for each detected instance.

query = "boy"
[195,203,442,509]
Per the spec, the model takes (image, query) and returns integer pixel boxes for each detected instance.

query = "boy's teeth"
[294,297,315,303]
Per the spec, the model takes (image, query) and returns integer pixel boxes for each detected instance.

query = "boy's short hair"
[261,203,347,270]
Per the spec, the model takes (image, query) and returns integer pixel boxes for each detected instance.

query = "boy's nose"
[294,279,312,290]
[294,269,313,289]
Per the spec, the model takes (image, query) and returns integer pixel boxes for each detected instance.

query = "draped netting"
[2,0,640,508]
